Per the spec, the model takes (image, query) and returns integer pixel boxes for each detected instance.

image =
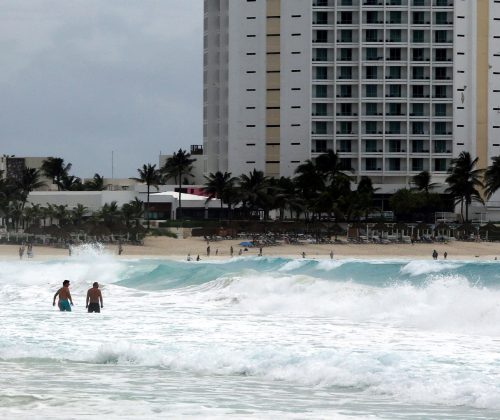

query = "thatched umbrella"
[392,222,408,238]
[479,222,499,241]
[434,222,451,239]
[416,222,431,239]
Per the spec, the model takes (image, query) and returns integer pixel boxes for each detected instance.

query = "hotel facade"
[203,0,500,196]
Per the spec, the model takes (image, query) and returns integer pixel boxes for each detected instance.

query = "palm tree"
[203,171,238,220]
[16,167,46,207]
[484,156,500,199]
[59,175,83,191]
[84,173,105,191]
[294,160,325,220]
[132,164,160,229]
[71,204,89,227]
[412,170,437,194]
[238,169,272,219]
[41,157,72,191]
[162,149,195,220]
[315,150,352,185]
[122,198,144,228]
[446,152,484,222]
[52,204,70,227]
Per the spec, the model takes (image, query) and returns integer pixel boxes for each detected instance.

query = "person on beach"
[238,249,243,256]
[330,250,334,259]
[53,280,74,311]
[259,247,263,257]
[86,282,103,313]
[207,245,211,257]
[444,251,448,260]
[216,248,218,256]
[230,246,234,257]
[68,246,72,257]
[19,246,24,260]
[27,243,33,258]
[196,254,201,261]
[302,251,306,258]
[187,253,192,261]
[432,250,438,260]
[118,243,123,255]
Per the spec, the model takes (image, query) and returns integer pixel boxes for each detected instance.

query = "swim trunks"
[58,299,71,312]
[88,303,100,313]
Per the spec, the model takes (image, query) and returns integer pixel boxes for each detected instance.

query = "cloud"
[0,0,202,178]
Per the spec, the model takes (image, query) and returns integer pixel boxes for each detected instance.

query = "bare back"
[87,288,102,303]
[58,286,72,300]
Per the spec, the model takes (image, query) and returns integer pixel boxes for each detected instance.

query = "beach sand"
[2,236,500,261]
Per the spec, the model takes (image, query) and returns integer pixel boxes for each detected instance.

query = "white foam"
[400,260,462,276]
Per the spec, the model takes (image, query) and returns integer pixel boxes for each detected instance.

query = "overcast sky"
[0,0,202,178]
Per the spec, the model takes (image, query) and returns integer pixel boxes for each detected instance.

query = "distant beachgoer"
[118,243,123,255]
[86,282,103,313]
[53,280,73,311]
[302,252,306,258]
[196,254,201,261]
[238,249,243,256]
[187,253,192,261]
[68,246,72,257]
[259,247,263,257]
[444,251,448,260]
[19,246,24,260]
[230,246,234,257]
[216,248,219,256]
[432,250,438,260]
[27,243,33,259]
[330,250,334,259]
[207,245,211,257]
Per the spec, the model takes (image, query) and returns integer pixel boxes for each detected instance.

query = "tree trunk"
[146,184,150,230]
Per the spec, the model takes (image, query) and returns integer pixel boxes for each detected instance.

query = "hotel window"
[340,48,352,61]
[365,84,378,97]
[366,48,378,61]
[340,121,352,134]
[389,29,401,43]
[315,140,327,153]
[365,29,378,43]
[340,12,352,25]
[434,122,447,135]
[315,85,328,98]
[316,67,328,80]
[340,158,352,170]
[388,103,402,116]
[339,140,352,153]
[412,30,425,43]
[314,121,327,135]
[366,103,378,115]
[340,30,352,43]
[434,159,447,172]
[388,121,401,135]
[366,66,378,79]
[435,12,447,25]
[435,85,447,98]
[435,67,447,80]
[388,48,401,61]
[412,121,425,134]
[413,12,425,25]
[435,49,448,61]
[315,30,328,43]
[389,11,402,24]
[389,140,401,153]
[388,66,401,79]
[389,158,401,171]
[339,66,352,80]
[365,158,377,171]
[435,103,447,117]
[412,85,424,98]
[314,48,328,61]
[314,103,327,116]
[365,121,378,135]
[339,85,352,98]
[434,30,448,43]
[412,48,425,61]
[389,84,402,98]
[434,140,447,153]
[412,103,424,116]
[366,11,378,24]
[340,103,352,116]
[412,67,425,79]
[412,158,424,172]
[412,140,425,153]
[366,139,378,152]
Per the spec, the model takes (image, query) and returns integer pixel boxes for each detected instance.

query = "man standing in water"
[86,282,103,313]
[53,280,74,311]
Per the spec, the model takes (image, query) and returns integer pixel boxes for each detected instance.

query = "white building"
[203,0,500,196]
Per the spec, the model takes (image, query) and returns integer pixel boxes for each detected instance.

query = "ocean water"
[1,246,500,419]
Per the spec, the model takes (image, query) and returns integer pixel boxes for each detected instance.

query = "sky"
[0,0,203,178]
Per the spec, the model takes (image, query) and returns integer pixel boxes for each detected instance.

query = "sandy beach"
[3,236,500,261]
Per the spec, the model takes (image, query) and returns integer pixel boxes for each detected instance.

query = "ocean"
[1,245,499,419]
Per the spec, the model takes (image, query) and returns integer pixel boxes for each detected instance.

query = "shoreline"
[2,236,500,261]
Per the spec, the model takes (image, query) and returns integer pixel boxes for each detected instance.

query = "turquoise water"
[1,247,500,418]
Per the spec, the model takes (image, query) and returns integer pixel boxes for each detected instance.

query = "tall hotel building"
[203,0,500,193]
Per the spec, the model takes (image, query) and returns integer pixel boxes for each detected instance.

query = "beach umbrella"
[329,223,345,240]
[239,241,254,247]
